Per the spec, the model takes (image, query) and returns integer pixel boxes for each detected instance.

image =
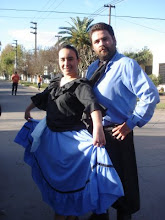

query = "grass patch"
[20,81,48,89]
[21,81,33,87]
[41,83,48,89]
[156,103,165,109]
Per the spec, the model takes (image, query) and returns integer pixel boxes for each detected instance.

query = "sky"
[0,0,165,54]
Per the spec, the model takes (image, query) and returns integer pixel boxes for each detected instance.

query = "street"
[0,80,165,220]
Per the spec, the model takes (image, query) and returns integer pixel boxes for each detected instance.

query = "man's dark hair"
[59,44,79,59]
[89,22,115,41]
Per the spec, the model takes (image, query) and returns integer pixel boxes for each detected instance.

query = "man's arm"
[123,59,160,130]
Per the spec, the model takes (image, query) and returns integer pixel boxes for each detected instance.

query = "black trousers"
[12,83,18,95]
[103,125,140,215]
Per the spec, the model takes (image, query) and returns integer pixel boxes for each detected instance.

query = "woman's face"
[59,48,79,76]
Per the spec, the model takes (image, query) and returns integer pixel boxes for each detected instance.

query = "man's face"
[91,30,116,61]
[59,48,79,76]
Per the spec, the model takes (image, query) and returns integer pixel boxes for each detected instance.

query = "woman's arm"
[24,102,36,121]
[90,110,106,147]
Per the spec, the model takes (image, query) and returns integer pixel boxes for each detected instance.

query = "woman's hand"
[24,109,33,121]
[24,102,36,121]
[90,110,106,147]
[93,124,106,147]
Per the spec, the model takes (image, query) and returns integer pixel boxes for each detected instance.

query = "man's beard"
[98,46,116,62]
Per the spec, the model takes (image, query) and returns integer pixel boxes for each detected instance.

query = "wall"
[152,47,165,78]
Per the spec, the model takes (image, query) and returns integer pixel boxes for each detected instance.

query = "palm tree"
[58,17,93,50]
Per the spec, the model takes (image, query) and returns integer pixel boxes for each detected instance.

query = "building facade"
[152,47,165,90]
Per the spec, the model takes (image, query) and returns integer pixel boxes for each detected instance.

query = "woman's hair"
[59,44,79,59]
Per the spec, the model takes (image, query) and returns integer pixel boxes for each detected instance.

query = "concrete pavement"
[0,80,165,220]
[133,109,165,220]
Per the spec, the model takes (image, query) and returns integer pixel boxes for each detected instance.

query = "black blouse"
[31,74,104,132]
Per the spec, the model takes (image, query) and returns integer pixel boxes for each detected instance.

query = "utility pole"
[104,4,115,25]
[30,22,37,58]
[12,40,18,69]
[55,35,62,51]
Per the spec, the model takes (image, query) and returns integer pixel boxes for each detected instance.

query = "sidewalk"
[133,109,165,220]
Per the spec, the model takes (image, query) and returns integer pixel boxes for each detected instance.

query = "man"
[11,71,20,95]
[86,22,160,220]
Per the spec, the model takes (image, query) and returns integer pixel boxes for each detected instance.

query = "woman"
[15,45,124,220]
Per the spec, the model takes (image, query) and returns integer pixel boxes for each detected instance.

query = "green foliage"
[0,44,25,76]
[58,17,93,49]
[149,74,162,87]
[20,81,48,89]
[20,81,33,87]
[0,44,15,75]
[156,103,165,109]
[124,47,153,66]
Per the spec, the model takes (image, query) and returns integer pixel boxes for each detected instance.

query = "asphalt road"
[0,80,165,220]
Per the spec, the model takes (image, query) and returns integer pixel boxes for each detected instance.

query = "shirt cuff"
[126,118,136,130]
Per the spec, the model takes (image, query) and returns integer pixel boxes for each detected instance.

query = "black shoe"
[117,211,132,220]
[88,213,109,220]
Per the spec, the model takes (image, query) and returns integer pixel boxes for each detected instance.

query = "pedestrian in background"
[37,75,42,91]
[86,22,160,220]
[11,71,20,95]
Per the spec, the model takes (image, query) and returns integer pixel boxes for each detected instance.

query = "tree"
[37,47,60,75]
[0,44,15,76]
[21,46,60,81]
[58,17,93,49]
[0,44,26,77]
[149,74,162,87]
[124,47,153,67]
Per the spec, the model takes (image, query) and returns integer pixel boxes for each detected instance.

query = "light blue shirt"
[86,51,160,130]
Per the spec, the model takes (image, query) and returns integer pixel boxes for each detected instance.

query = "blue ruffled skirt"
[14,119,124,216]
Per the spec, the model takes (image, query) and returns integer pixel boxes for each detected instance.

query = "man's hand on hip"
[112,122,131,140]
